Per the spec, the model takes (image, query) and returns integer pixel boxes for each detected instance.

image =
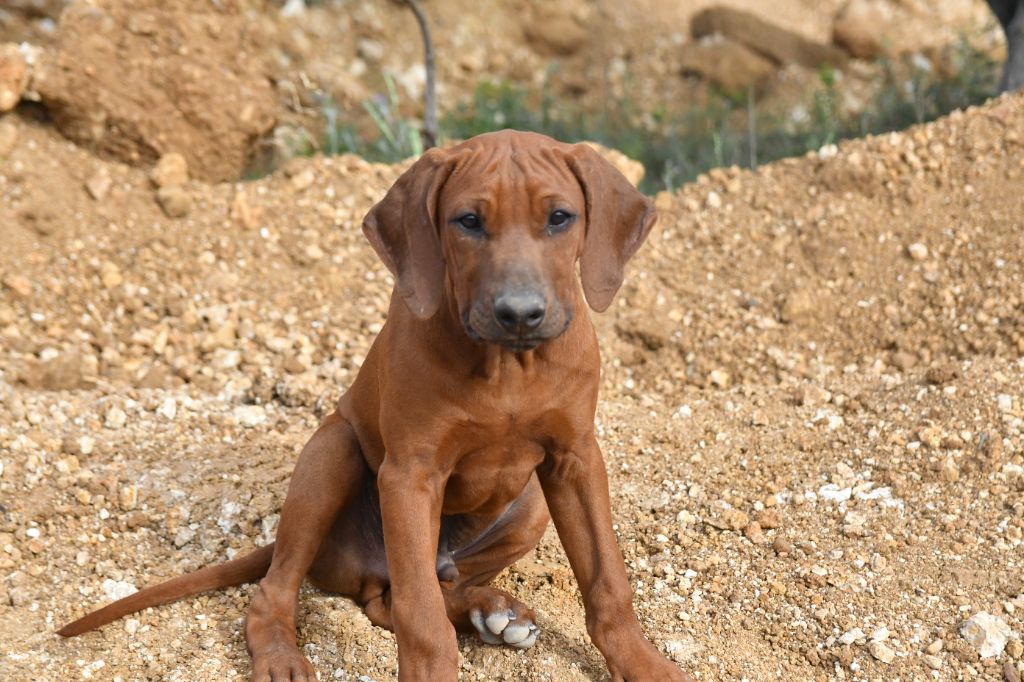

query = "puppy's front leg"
[378,455,458,681]
[538,435,695,682]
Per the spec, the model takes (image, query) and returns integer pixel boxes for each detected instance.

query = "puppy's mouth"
[462,311,572,351]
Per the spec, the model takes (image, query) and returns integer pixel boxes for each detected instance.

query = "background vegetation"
[322,42,999,193]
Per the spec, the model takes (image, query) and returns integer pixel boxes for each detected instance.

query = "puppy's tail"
[57,543,275,637]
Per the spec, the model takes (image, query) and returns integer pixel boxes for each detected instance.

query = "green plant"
[324,73,424,162]
[317,39,999,193]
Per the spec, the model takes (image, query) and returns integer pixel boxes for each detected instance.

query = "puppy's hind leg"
[246,412,367,682]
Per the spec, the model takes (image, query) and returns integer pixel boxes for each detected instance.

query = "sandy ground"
[2,86,1024,682]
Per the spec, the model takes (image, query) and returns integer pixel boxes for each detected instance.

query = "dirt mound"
[2,92,1024,681]
[31,0,276,182]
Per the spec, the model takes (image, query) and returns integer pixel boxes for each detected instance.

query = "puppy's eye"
[455,213,483,234]
[547,210,575,232]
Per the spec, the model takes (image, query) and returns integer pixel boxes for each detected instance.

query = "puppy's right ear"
[362,148,461,319]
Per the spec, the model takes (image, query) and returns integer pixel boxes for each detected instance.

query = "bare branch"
[404,0,438,148]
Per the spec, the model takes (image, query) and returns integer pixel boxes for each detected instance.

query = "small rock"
[926,360,961,385]
[234,404,266,427]
[705,191,722,210]
[156,397,177,420]
[708,369,731,388]
[2,272,32,298]
[522,3,588,56]
[156,186,192,218]
[870,553,887,572]
[923,654,943,670]
[1008,639,1023,658]
[230,190,260,230]
[289,168,316,192]
[891,351,917,371]
[104,406,127,430]
[679,37,777,93]
[756,509,781,529]
[961,612,1013,658]
[939,456,960,482]
[907,242,929,261]
[124,618,140,636]
[869,640,895,663]
[173,527,195,548]
[1005,661,1021,682]
[101,579,138,602]
[795,384,831,406]
[85,169,112,201]
[772,537,794,555]
[0,43,28,112]
[743,521,765,544]
[839,628,865,646]
[151,152,189,188]
[100,261,123,289]
[926,639,944,655]
[118,485,138,511]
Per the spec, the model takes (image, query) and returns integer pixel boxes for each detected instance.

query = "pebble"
[0,43,28,112]
[2,272,32,298]
[839,628,865,645]
[926,639,944,654]
[907,242,928,260]
[743,521,765,544]
[961,612,1013,658]
[157,397,177,420]
[709,369,731,388]
[1005,661,1021,682]
[923,654,943,670]
[705,190,722,209]
[101,579,138,601]
[234,404,267,427]
[85,168,112,200]
[868,640,895,663]
[157,186,192,218]
[104,406,127,430]
[151,152,189,188]
[772,537,794,555]
[100,261,123,289]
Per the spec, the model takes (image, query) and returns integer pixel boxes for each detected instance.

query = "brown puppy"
[59,130,693,682]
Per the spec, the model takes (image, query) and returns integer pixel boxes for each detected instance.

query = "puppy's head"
[363,131,656,350]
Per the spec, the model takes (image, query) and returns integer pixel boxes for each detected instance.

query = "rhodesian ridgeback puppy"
[59,130,694,682]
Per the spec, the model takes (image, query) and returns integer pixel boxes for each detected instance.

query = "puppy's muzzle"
[493,290,546,336]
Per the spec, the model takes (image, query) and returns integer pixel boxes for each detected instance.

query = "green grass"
[321,40,1000,193]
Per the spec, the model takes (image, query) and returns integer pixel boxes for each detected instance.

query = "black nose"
[493,291,546,335]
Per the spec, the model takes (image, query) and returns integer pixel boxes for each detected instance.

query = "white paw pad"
[469,607,539,649]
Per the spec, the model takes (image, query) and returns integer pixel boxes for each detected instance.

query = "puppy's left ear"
[362,147,461,319]
[564,144,657,312]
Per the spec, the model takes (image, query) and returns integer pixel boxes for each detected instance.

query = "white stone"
[156,397,177,420]
[101,579,138,602]
[104,406,127,429]
[233,404,266,427]
[960,612,1013,658]
[907,242,928,260]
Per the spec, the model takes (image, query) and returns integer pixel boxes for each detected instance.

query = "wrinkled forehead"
[440,139,584,213]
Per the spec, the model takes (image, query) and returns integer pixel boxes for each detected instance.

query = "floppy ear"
[362,147,460,319]
[564,144,657,312]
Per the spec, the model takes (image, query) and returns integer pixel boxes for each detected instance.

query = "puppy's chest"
[438,401,560,516]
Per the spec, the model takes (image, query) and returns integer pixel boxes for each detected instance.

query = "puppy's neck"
[482,343,535,382]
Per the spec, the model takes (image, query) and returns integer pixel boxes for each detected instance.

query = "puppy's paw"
[465,590,539,649]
